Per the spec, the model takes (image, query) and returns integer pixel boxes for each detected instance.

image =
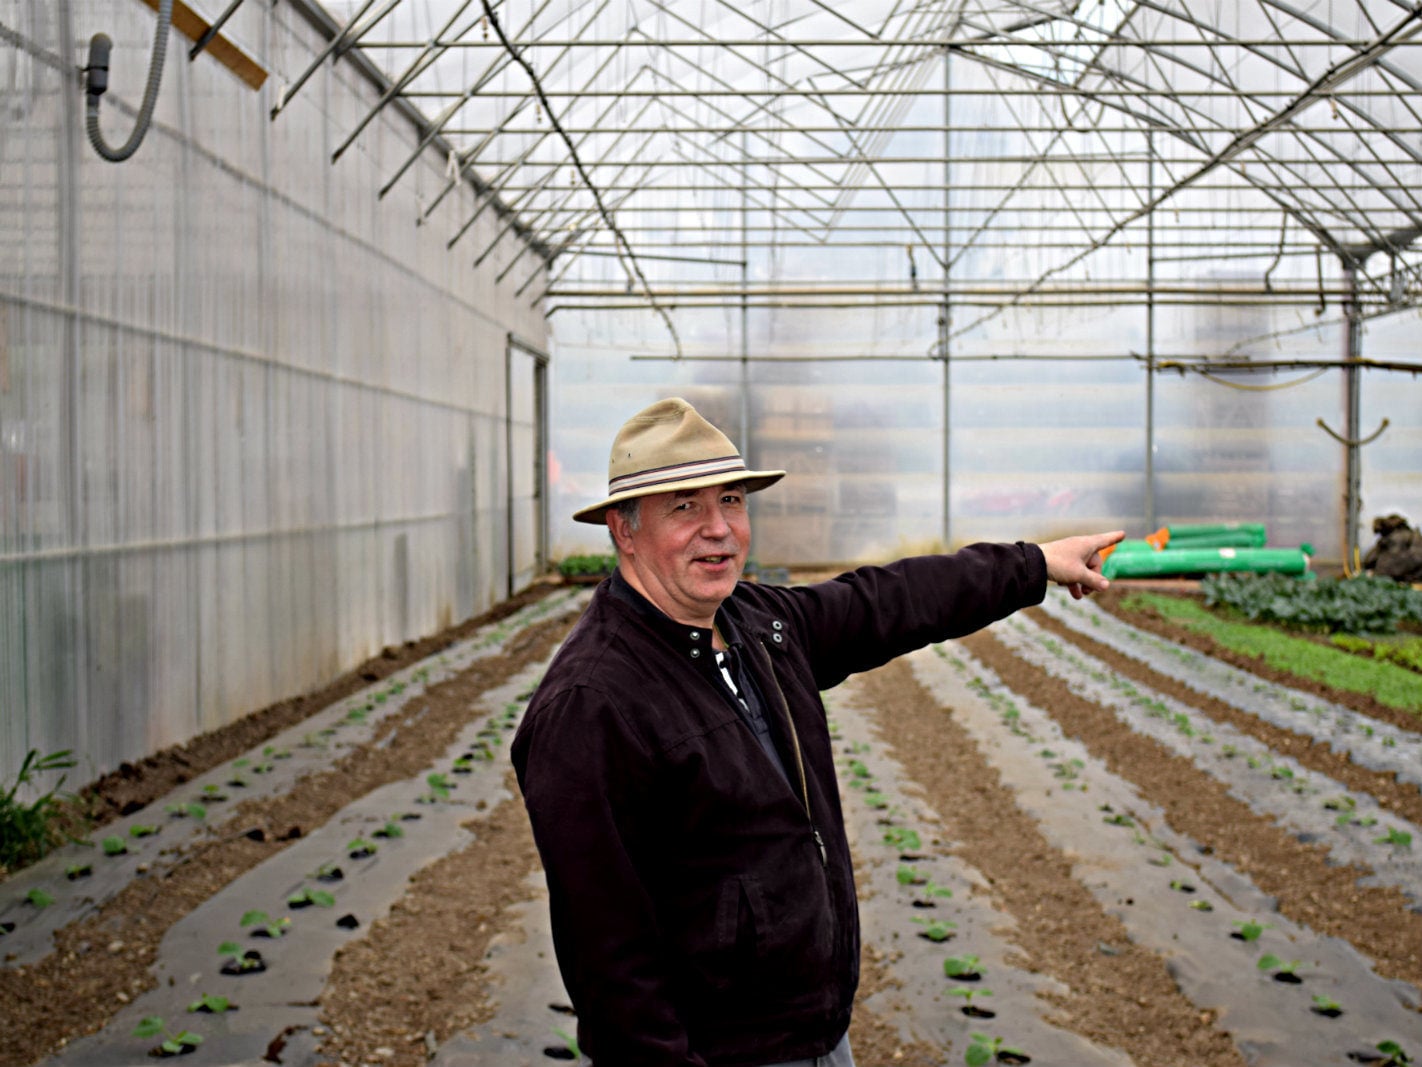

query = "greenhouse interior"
[1,1,1421,1065]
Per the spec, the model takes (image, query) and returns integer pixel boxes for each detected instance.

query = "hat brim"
[573,470,785,525]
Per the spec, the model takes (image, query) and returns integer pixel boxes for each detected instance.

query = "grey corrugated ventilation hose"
[84,0,173,162]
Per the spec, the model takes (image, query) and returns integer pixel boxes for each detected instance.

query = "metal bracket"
[1316,416,1389,446]
[189,0,245,60]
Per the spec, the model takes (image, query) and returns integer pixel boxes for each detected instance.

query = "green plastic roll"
[1109,539,1161,555]
[1165,523,1268,548]
[1102,545,1310,580]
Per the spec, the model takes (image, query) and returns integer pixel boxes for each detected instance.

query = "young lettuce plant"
[1231,919,1271,942]
[1257,953,1307,983]
[1309,993,1343,1018]
[912,917,956,942]
[241,910,290,939]
[187,993,233,1014]
[964,1032,1028,1066]
[133,1016,202,1057]
[217,940,266,975]
[948,985,995,1018]
[943,954,983,980]
[288,887,336,909]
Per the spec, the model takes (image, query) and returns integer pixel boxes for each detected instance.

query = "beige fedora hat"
[573,397,785,524]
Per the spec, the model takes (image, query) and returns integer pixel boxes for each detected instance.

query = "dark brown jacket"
[512,545,1046,1067]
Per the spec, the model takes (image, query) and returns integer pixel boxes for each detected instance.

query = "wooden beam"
[136,0,267,91]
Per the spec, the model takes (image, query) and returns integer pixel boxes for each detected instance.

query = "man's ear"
[606,509,634,555]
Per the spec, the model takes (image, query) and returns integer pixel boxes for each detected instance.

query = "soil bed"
[3,576,1419,1067]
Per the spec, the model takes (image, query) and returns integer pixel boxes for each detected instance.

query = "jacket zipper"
[757,640,828,868]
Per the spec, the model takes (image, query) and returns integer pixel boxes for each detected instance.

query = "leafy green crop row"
[1330,633,1422,674]
[557,553,617,578]
[1200,572,1422,635]
[1122,592,1422,715]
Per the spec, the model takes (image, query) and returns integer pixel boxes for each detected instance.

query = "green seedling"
[287,887,336,909]
[129,823,159,838]
[101,835,127,856]
[372,820,405,839]
[300,732,327,749]
[346,707,369,724]
[264,745,291,760]
[133,1016,203,1056]
[949,986,995,1018]
[452,756,474,773]
[552,1026,581,1060]
[347,836,378,858]
[1309,993,1343,1018]
[1148,853,1172,867]
[1188,899,1215,912]
[897,864,927,886]
[165,801,207,820]
[200,784,228,802]
[26,887,54,908]
[912,917,956,942]
[217,940,265,974]
[1373,1039,1412,1066]
[1102,812,1134,827]
[426,772,453,799]
[240,910,290,938]
[1374,827,1413,849]
[1323,795,1356,812]
[845,759,871,779]
[863,791,889,809]
[919,881,953,903]
[1168,879,1195,893]
[1257,953,1306,982]
[65,862,92,880]
[251,761,274,775]
[1231,920,1271,942]
[882,826,922,852]
[965,1032,1027,1066]
[943,954,982,979]
[312,861,344,882]
[186,993,232,1014]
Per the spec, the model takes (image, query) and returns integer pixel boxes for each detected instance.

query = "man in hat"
[512,397,1122,1067]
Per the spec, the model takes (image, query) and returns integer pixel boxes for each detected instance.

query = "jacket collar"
[606,568,791,661]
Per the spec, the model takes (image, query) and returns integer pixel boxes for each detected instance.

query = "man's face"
[608,483,750,627]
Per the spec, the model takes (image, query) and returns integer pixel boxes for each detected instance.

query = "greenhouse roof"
[283,0,1422,355]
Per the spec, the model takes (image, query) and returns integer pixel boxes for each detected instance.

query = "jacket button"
[772,620,783,631]
[690,648,701,659]
[772,632,783,643]
[689,630,700,640]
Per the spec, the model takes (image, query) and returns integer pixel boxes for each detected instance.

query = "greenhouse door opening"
[506,336,548,597]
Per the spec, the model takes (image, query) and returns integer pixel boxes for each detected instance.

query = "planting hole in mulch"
[220,950,266,975]
[961,1006,997,1019]
[316,867,345,882]
[998,1052,1031,1064]
[542,1046,576,1060]
[1311,1005,1344,1018]
[1271,972,1303,984]
[549,1003,576,1015]
[147,1043,197,1058]
[336,914,360,929]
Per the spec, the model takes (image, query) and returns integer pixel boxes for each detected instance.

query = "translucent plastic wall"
[547,45,1422,567]
[0,0,548,786]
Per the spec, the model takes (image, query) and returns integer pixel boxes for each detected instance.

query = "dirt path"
[848,658,1246,1067]
[6,582,1421,1067]
[0,610,577,1067]
[960,628,1422,995]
